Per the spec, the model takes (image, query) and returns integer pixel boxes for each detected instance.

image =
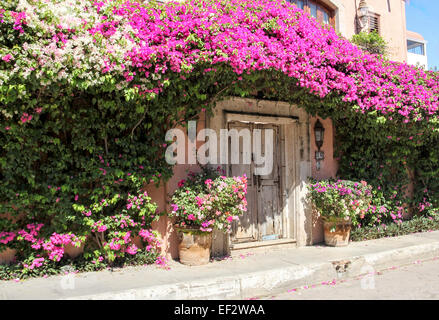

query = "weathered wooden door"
[255,124,282,241]
[228,121,282,244]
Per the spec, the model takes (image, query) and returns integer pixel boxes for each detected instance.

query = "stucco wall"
[117,100,339,254]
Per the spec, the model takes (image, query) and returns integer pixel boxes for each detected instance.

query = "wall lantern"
[314,119,325,171]
[314,119,325,150]
[357,0,370,33]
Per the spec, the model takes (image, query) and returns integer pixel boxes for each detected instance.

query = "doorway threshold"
[230,238,296,251]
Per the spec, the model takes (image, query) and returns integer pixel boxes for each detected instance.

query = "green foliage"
[233,71,439,226]
[332,110,439,222]
[351,31,388,56]
[351,210,439,242]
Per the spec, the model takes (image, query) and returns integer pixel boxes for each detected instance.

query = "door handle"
[253,174,261,188]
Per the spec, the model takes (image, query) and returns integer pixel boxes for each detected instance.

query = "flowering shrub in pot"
[170,167,247,265]
[308,179,372,246]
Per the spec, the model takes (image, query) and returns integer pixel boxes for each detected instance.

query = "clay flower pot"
[323,219,352,247]
[176,227,212,266]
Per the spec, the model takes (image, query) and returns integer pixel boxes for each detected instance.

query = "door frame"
[207,98,313,257]
[224,111,299,246]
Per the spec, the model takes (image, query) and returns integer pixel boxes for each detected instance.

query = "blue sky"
[405,0,439,69]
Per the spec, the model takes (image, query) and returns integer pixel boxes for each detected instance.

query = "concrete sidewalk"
[2,231,439,300]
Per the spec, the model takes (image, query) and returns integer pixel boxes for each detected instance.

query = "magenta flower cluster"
[13,223,84,265]
[76,191,163,263]
[104,0,438,124]
[0,231,15,245]
[2,0,438,129]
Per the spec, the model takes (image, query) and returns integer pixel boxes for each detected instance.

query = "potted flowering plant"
[170,167,247,265]
[308,179,372,246]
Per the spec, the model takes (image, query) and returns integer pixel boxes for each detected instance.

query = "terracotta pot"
[64,243,84,259]
[0,248,16,265]
[323,219,352,247]
[176,227,212,266]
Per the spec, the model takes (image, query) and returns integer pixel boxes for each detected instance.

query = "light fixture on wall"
[314,119,325,171]
[357,0,370,33]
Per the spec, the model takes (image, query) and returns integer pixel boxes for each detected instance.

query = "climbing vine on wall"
[0,0,439,276]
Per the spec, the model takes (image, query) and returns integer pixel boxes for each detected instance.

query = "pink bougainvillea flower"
[177,179,186,188]
[125,244,138,255]
[20,113,32,124]
[97,225,107,232]
[2,54,13,62]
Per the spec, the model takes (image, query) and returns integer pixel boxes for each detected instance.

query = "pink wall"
[310,116,338,244]
[147,112,206,259]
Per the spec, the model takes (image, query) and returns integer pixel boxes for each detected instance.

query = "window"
[288,1,335,28]
[323,11,329,25]
[290,0,305,10]
[407,40,425,56]
[356,11,380,34]
[368,13,380,34]
[309,2,317,18]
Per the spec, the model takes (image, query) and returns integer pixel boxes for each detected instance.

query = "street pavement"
[258,257,439,300]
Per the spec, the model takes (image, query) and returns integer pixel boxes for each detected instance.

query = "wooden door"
[228,121,282,244]
[255,124,282,241]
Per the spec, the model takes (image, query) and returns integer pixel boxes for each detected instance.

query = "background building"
[406,30,428,70]
[290,0,427,69]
